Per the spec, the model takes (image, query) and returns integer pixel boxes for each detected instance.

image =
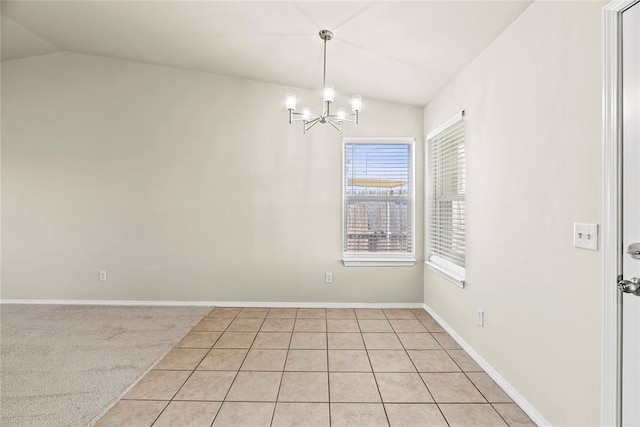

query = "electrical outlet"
[573,223,598,251]
[325,272,333,284]
[476,308,484,327]
[99,271,108,282]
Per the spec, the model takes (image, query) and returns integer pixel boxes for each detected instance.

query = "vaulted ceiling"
[1,1,531,106]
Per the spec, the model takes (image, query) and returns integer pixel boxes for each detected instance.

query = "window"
[342,138,415,266]
[426,111,466,286]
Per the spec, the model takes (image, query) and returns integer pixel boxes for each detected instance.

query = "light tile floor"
[96,307,537,427]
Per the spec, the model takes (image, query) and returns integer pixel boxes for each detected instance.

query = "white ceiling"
[1,1,531,106]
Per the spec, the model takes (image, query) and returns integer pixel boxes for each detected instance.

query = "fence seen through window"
[343,142,413,255]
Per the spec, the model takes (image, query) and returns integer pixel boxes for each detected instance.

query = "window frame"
[425,111,466,287]
[342,137,416,267]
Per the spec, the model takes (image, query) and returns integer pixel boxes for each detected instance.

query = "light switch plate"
[573,223,598,251]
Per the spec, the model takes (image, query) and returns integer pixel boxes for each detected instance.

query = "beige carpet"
[0,304,210,427]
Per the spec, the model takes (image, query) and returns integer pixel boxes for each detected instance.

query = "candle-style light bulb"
[351,95,362,112]
[323,84,335,103]
[286,94,297,110]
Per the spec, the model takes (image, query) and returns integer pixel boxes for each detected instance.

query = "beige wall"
[1,52,424,303]
[423,2,602,425]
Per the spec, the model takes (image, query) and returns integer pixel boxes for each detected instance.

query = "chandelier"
[286,30,362,134]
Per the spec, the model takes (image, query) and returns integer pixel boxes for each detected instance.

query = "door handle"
[618,277,640,296]
[626,243,640,259]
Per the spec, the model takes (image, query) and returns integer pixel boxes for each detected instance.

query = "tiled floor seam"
[325,309,332,427]
[388,309,452,427]
[210,310,265,426]
[361,310,390,426]
[160,309,236,426]
[269,311,296,427]
[147,310,229,426]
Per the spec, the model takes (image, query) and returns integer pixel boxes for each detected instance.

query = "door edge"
[602,1,637,425]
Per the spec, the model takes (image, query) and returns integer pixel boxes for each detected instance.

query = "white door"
[621,2,640,425]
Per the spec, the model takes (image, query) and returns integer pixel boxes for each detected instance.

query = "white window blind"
[427,113,466,276]
[343,139,414,261]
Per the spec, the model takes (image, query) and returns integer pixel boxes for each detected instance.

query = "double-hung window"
[426,112,466,286]
[342,138,415,266]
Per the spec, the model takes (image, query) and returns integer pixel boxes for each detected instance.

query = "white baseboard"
[423,303,551,427]
[0,299,424,309]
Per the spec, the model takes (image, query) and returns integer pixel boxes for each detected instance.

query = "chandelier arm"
[304,117,321,133]
[329,117,356,124]
[325,117,343,133]
[291,112,319,122]
[328,112,357,123]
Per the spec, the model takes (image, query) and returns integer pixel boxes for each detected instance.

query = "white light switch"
[573,223,598,251]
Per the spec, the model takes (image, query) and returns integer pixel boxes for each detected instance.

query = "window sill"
[343,257,416,267]
[425,257,465,288]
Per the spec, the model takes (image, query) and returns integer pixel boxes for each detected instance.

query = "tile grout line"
[388,308,451,427]
[489,402,514,426]
[414,308,513,424]
[149,306,224,426]
[201,309,242,427]
[325,309,331,427]
[442,346,506,414]
[124,307,217,425]
[209,308,268,426]
[268,308,298,427]
[460,368,493,403]
[152,368,472,373]
[122,398,502,405]
[418,312,459,427]
[360,309,390,426]
[145,401,170,427]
